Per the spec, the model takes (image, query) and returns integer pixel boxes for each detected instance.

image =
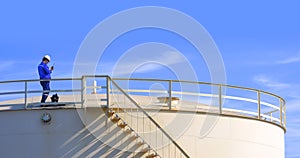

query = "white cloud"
[276,52,300,64]
[253,75,300,113]
[134,63,163,73]
[286,99,300,112]
[111,51,188,76]
[253,74,293,102]
[253,75,291,90]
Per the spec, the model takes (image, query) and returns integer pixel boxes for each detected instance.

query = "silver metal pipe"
[168,80,172,110]
[280,98,283,126]
[219,85,222,114]
[24,81,28,108]
[257,91,261,119]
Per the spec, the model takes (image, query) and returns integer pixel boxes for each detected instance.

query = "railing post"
[218,85,222,114]
[81,76,86,108]
[270,113,273,122]
[257,90,261,119]
[106,77,110,108]
[92,80,97,94]
[279,99,283,126]
[168,80,172,110]
[24,81,28,109]
[284,105,286,127]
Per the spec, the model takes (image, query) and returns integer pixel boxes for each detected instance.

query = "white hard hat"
[44,55,51,62]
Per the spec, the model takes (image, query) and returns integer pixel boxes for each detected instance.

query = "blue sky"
[0,1,300,157]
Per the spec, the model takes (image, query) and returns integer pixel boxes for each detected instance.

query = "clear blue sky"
[0,1,299,157]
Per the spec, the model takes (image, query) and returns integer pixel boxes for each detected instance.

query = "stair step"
[126,134,139,143]
[140,147,150,153]
[146,153,159,158]
[132,147,150,158]
[100,98,108,101]
[104,110,160,158]
[111,115,121,122]
[107,110,115,117]
[131,134,139,139]
[118,122,127,128]
[124,127,134,133]
[136,140,145,145]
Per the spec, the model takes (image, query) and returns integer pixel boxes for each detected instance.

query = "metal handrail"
[0,75,286,131]
[110,79,190,158]
[111,89,281,110]
[113,78,285,102]
[0,77,84,108]
[113,77,286,131]
[0,78,82,84]
[0,76,285,102]
[0,75,287,157]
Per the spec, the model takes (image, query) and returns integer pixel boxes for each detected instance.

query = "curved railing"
[112,78,286,131]
[0,76,286,131]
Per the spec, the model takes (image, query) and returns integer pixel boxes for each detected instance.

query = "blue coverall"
[38,62,52,103]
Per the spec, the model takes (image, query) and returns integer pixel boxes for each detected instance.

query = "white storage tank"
[0,76,286,158]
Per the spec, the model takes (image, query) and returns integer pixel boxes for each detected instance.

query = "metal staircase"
[106,78,189,158]
[102,106,160,158]
[81,76,189,157]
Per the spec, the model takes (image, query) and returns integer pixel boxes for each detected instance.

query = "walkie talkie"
[51,63,55,70]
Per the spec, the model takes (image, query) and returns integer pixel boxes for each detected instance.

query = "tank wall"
[0,108,285,158]
[149,111,285,158]
[0,108,136,158]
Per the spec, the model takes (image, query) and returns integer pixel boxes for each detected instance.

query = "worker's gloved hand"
[50,66,54,71]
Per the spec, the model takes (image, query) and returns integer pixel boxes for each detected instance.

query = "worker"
[38,55,54,103]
